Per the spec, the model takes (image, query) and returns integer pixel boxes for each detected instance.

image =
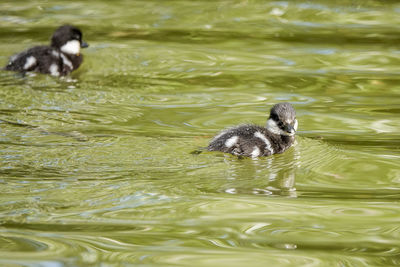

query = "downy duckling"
[207,102,298,158]
[4,25,88,76]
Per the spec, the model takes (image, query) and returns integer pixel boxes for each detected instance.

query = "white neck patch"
[60,40,81,55]
[266,119,287,136]
[60,53,73,69]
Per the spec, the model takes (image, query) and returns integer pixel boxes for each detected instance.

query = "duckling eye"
[270,113,279,122]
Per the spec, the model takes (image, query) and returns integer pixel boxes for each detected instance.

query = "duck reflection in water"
[221,143,300,198]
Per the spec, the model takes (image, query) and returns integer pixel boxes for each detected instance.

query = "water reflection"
[221,143,300,198]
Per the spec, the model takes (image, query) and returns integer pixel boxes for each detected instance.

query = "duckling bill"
[4,25,88,76]
[207,102,298,158]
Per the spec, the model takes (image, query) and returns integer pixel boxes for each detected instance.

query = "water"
[0,0,400,266]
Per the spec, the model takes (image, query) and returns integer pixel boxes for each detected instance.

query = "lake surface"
[0,1,400,266]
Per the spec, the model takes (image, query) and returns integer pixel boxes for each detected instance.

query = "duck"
[4,25,88,76]
[207,102,298,158]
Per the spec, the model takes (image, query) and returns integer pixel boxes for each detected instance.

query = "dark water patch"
[1,221,146,233]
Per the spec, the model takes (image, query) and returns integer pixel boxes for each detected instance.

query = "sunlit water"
[0,1,400,266]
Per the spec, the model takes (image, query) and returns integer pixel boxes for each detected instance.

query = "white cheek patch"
[225,136,239,148]
[266,119,286,136]
[49,64,60,76]
[293,119,298,131]
[60,40,81,55]
[23,56,37,70]
[254,131,274,154]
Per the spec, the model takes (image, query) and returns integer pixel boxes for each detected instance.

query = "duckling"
[4,25,88,76]
[208,102,298,158]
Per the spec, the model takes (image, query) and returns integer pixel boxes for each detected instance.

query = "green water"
[0,1,400,266]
